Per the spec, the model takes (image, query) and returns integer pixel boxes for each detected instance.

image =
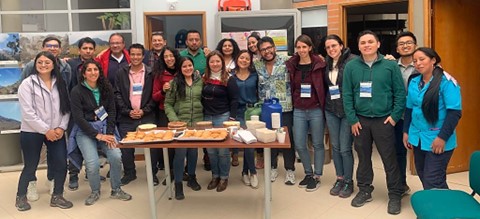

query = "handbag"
[244,102,262,121]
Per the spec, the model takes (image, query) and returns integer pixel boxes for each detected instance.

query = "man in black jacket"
[115,44,156,185]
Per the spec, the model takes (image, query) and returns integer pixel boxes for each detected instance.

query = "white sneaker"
[27,181,39,201]
[270,168,278,182]
[48,179,54,195]
[284,170,296,185]
[242,174,251,186]
[250,174,259,189]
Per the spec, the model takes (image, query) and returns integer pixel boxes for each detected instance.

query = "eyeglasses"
[259,46,274,53]
[398,41,415,47]
[45,44,60,49]
[109,42,123,46]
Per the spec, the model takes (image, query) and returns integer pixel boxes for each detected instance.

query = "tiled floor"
[0,149,473,219]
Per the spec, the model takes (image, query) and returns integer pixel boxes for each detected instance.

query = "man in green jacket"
[342,30,405,215]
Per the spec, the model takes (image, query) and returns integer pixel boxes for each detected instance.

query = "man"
[394,31,420,196]
[180,30,207,75]
[95,33,131,86]
[20,36,72,202]
[342,30,405,215]
[180,29,210,171]
[144,32,167,69]
[114,44,156,185]
[254,36,296,186]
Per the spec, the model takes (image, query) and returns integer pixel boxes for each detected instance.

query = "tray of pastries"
[120,130,176,144]
[176,128,228,142]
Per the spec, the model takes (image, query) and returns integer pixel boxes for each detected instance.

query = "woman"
[15,51,72,211]
[151,46,179,185]
[247,33,262,62]
[403,47,462,190]
[216,38,241,166]
[164,57,203,200]
[323,34,356,198]
[216,38,240,74]
[286,35,327,192]
[202,51,239,192]
[70,60,132,205]
[232,50,259,189]
[246,32,264,169]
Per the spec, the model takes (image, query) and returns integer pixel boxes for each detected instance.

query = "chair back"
[470,151,480,196]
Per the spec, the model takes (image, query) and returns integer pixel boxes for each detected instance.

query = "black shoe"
[402,185,411,197]
[187,177,201,191]
[330,179,344,196]
[106,171,110,178]
[50,194,73,209]
[68,174,79,191]
[100,175,107,182]
[153,176,159,186]
[306,177,320,192]
[387,198,401,215]
[203,154,211,171]
[298,175,312,188]
[120,175,137,186]
[175,183,185,200]
[15,196,31,211]
[339,180,354,198]
[351,190,373,207]
[182,172,189,181]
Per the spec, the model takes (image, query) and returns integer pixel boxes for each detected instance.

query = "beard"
[263,52,276,62]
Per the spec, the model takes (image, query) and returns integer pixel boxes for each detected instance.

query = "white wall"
[133,0,260,48]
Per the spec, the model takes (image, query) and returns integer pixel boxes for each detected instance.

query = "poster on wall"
[0,67,21,95]
[0,33,21,64]
[19,33,69,67]
[265,29,288,51]
[68,32,113,58]
[218,0,252,11]
[0,100,21,132]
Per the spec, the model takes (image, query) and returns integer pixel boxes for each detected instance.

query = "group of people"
[14,28,462,216]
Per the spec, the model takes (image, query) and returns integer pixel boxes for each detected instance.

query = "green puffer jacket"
[342,53,406,125]
[164,72,204,127]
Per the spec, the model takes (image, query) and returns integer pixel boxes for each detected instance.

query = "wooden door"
[432,0,480,172]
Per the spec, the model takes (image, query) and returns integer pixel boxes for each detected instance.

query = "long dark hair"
[154,46,180,78]
[325,34,348,71]
[173,56,195,100]
[247,33,261,56]
[32,51,70,115]
[415,47,443,124]
[80,59,113,102]
[216,38,240,59]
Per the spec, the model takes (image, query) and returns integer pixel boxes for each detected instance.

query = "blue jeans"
[76,130,122,192]
[173,148,198,183]
[205,112,231,179]
[17,132,67,196]
[242,148,256,175]
[325,110,354,182]
[293,108,325,176]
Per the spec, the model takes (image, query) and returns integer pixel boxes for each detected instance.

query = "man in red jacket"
[95,33,131,86]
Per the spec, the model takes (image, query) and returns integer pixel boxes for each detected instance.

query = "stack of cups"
[271,113,281,129]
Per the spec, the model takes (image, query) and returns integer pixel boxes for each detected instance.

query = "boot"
[175,182,184,200]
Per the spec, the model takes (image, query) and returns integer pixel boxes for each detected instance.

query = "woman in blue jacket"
[403,47,462,189]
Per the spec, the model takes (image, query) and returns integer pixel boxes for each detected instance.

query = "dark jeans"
[118,121,142,177]
[17,132,67,196]
[173,148,198,183]
[394,119,407,186]
[271,111,296,171]
[413,145,454,190]
[354,116,403,199]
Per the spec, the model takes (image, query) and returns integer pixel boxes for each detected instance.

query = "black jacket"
[114,64,156,124]
[67,57,83,91]
[201,77,239,118]
[324,48,357,118]
[70,82,116,139]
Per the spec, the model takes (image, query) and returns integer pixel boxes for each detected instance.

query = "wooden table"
[119,128,290,219]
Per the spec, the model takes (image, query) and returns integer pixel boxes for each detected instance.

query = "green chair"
[411,151,480,219]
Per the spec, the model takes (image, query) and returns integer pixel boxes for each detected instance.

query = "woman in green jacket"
[164,56,204,200]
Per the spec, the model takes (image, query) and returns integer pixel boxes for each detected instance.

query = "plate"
[175,129,228,142]
[119,130,176,144]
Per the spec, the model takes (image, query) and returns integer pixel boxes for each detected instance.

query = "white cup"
[276,132,286,143]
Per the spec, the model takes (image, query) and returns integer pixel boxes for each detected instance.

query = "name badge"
[360,82,372,98]
[94,106,108,121]
[132,83,143,96]
[300,83,311,98]
[329,85,340,100]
